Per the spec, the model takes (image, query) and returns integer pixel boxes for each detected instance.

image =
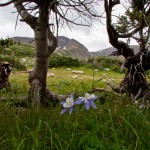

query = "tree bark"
[28,5,52,107]
[0,63,11,90]
[13,1,68,108]
[104,0,150,107]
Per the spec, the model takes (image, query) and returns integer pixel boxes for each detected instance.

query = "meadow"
[0,67,150,150]
[0,40,150,150]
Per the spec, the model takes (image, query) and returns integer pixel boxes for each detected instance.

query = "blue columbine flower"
[75,93,98,110]
[60,95,75,115]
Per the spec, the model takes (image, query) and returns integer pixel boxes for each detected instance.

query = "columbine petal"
[66,97,73,103]
[85,100,90,110]
[75,98,84,104]
[60,101,66,105]
[90,94,96,99]
[91,96,98,101]
[60,108,67,115]
[78,96,85,99]
[66,97,74,107]
[63,103,70,108]
[69,107,74,115]
[90,100,97,109]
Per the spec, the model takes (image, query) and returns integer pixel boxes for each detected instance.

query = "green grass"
[0,67,150,150]
[9,44,35,57]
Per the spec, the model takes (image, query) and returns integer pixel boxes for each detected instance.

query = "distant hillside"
[13,36,144,58]
[13,36,90,58]
[91,45,140,56]
[90,47,116,56]
[56,37,90,58]
[13,37,35,45]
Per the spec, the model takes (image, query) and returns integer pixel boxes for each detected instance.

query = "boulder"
[47,72,55,77]
[72,70,84,74]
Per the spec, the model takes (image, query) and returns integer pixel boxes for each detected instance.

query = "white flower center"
[80,93,96,103]
[63,97,74,108]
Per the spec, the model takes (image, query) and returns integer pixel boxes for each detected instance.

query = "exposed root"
[118,51,150,109]
[44,88,68,107]
[29,79,42,108]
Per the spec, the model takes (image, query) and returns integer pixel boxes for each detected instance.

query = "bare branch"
[0,0,14,7]
[13,0,37,29]
[118,6,150,38]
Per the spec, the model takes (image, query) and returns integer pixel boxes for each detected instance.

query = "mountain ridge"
[12,36,141,58]
[13,36,90,58]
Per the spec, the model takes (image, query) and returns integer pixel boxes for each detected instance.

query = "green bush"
[10,44,35,57]
[0,55,26,70]
[87,56,122,72]
[0,37,14,48]
[0,47,13,55]
[49,53,84,67]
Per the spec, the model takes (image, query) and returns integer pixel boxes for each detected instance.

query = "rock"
[72,70,84,74]
[47,73,55,77]
[72,75,78,78]
[102,79,107,82]
[109,78,115,81]
[66,68,71,71]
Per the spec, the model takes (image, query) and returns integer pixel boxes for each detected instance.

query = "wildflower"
[60,95,75,115]
[75,93,98,110]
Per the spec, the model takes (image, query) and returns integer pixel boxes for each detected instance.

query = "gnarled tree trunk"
[28,6,50,107]
[104,0,150,108]
[0,63,11,90]
[13,1,67,108]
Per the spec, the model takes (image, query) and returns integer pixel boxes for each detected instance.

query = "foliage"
[49,53,84,68]
[87,56,122,72]
[9,44,35,57]
[0,54,26,70]
[113,0,150,46]
[0,37,14,48]
[1,41,123,70]
[0,42,35,70]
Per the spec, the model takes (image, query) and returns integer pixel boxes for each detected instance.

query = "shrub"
[0,37,14,47]
[9,44,35,57]
[0,55,26,70]
[49,53,84,67]
[87,56,122,72]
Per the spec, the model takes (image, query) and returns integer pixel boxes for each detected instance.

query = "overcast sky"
[0,2,137,52]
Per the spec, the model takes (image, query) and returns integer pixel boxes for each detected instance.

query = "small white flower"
[60,95,75,115]
[75,93,98,110]
[63,97,74,108]
[79,93,96,103]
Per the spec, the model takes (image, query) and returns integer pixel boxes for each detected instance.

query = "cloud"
[58,21,112,51]
[0,4,34,38]
[0,2,137,52]
[0,3,110,51]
